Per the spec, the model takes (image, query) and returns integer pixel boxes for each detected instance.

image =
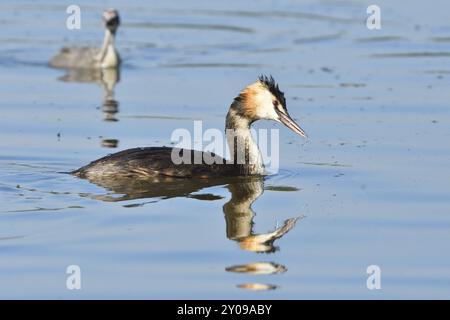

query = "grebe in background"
[72,75,307,179]
[50,9,120,69]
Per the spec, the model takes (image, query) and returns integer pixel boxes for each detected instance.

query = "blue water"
[0,0,450,299]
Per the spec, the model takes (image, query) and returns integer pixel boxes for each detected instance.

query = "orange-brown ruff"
[72,75,307,180]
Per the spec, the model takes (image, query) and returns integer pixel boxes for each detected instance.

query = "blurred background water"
[0,0,449,299]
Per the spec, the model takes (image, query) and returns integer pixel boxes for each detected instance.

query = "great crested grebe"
[50,9,120,69]
[72,75,307,179]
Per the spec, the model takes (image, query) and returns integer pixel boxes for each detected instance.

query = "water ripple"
[126,22,254,34]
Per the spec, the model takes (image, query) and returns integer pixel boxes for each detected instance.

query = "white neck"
[98,30,119,68]
[225,102,264,175]
[98,30,112,60]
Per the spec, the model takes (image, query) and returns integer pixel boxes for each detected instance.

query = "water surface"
[0,0,450,299]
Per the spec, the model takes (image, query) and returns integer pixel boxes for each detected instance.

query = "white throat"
[98,30,120,68]
[225,106,265,175]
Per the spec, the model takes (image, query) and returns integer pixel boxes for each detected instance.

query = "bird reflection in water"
[223,179,301,291]
[57,68,121,147]
[237,283,277,291]
[76,173,302,291]
[101,139,119,148]
[224,180,300,253]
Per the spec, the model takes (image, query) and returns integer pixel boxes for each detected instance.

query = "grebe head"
[236,75,307,138]
[103,9,120,34]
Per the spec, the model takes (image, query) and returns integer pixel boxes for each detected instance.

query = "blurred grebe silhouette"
[50,9,121,69]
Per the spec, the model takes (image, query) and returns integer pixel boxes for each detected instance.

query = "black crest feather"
[258,75,286,108]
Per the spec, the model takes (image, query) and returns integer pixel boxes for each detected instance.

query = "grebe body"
[72,76,307,180]
[50,9,120,69]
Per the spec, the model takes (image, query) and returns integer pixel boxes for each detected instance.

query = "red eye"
[273,100,279,107]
